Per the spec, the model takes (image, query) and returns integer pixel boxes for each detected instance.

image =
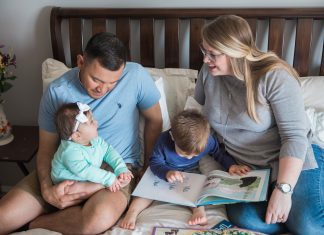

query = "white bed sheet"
[11,157,228,235]
[11,203,226,235]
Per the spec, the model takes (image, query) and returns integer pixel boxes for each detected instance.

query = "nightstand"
[0,126,39,176]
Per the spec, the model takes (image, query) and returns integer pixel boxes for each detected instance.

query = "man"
[0,32,162,234]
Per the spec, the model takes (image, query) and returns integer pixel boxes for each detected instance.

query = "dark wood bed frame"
[50,7,324,76]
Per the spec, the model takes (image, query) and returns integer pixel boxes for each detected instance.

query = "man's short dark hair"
[84,32,127,71]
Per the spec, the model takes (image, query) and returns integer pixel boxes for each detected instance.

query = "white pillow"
[184,96,203,113]
[300,76,324,111]
[42,58,70,93]
[152,76,171,131]
[139,76,170,164]
[306,107,324,148]
[299,76,324,148]
[145,67,198,119]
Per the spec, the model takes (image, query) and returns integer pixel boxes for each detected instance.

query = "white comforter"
[11,157,228,235]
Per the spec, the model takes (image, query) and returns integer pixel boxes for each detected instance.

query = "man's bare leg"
[119,197,152,230]
[0,187,45,235]
[30,188,127,234]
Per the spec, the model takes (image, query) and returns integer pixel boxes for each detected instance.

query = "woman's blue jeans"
[226,145,324,235]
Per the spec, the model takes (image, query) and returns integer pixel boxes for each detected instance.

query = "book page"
[152,226,223,235]
[197,169,270,204]
[132,167,206,207]
[152,226,267,235]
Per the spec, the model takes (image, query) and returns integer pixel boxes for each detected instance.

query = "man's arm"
[37,129,87,209]
[37,129,59,198]
[141,102,162,170]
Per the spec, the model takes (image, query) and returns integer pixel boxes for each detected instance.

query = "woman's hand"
[42,180,86,209]
[228,165,250,176]
[265,188,292,224]
[166,170,185,183]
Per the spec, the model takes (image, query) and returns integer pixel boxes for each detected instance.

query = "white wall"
[0,0,324,189]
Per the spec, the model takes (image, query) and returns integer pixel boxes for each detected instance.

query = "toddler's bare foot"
[119,210,138,230]
[188,206,208,226]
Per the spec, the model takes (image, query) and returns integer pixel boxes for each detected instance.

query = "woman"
[194,15,323,234]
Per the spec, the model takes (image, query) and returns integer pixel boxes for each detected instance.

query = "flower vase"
[0,102,14,146]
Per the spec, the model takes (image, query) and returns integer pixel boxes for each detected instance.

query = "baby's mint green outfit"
[51,136,128,187]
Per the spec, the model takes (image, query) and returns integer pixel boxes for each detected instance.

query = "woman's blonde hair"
[202,15,299,122]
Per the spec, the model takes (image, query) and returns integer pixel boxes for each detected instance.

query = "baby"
[120,109,250,229]
[51,102,133,195]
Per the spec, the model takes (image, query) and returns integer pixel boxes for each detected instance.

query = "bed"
[13,7,324,235]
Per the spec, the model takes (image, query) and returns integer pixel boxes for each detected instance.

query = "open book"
[132,167,270,207]
[152,226,267,235]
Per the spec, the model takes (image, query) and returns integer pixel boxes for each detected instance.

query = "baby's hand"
[229,165,250,176]
[166,170,184,183]
[107,178,121,192]
[117,171,134,187]
[118,171,134,181]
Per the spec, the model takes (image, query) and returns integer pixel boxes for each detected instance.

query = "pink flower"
[0,44,17,95]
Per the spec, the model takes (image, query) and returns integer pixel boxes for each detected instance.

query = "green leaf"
[6,76,16,80]
[0,82,13,93]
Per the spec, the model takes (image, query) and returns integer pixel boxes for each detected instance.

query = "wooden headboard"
[50,7,324,76]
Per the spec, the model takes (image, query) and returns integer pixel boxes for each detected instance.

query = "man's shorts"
[16,164,138,213]
[16,171,57,213]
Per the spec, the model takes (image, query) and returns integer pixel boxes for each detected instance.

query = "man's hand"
[228,165,250,176]
[166,170,185,183]
[42,180,87,209]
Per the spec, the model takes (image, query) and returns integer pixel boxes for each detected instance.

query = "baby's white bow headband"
[68,103,91,141]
